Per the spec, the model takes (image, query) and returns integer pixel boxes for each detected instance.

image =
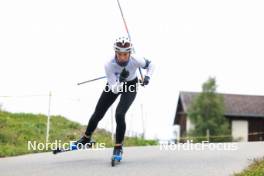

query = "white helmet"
[113,36,133,53]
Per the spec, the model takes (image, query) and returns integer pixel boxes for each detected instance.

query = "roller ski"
[111,145,123,167]
[52,135,95,154]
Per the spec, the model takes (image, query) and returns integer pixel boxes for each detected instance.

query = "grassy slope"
[234,158,264,176]
[0,111,157,157]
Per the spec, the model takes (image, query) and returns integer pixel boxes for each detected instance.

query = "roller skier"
[74,36,154,165]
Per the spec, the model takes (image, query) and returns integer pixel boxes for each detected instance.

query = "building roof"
[179,91,264,118]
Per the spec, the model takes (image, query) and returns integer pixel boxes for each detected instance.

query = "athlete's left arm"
[134,56,154,78]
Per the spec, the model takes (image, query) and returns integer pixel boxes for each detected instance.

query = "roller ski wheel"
[111,147,123,167]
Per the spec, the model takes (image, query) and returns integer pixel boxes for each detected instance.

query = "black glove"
[142,76,150,86]
[119,68,129,82]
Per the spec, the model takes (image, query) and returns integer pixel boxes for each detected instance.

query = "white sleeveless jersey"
[104,55,154,93]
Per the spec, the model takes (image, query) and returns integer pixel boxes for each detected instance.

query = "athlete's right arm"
[104,62,123,94]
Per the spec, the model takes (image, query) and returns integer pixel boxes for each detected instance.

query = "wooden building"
[174,91,264,142]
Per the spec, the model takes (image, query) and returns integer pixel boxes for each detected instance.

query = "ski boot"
[72,135,95,150]
[52,135,95,154]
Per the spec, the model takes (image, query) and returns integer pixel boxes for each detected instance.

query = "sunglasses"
[116,42,131,48]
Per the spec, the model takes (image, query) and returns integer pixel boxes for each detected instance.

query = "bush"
[234,157,264,176]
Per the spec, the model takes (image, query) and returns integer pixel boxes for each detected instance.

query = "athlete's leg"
[115,88,137,144]
[85,87,119,136]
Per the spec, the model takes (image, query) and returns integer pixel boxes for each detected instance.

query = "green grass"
[0,111,157,157]
[234,157,264,176]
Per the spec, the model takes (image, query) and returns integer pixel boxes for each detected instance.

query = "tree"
[187,77,230,141]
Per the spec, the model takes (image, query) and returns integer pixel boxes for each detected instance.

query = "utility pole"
[46,91,52,143]
[206,129,210,142]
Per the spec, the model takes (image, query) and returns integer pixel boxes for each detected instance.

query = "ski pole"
[77,76,106,86]
[116,0,145,83]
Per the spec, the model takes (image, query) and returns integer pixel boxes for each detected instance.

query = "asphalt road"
[1,142,264,176]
